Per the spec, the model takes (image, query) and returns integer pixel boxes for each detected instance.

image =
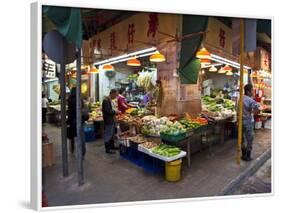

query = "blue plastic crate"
[128,147,142,167]
[83,125,96,143]
[119,144,130,160]
[142,153,155,174]
[153,158,165,174]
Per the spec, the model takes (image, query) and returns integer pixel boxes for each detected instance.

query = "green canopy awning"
[178,15,208,84]
[43,6,83,47]
[179,58,201,84]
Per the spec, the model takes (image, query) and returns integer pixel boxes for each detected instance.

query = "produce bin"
[160,132,186,143]
[165,159,182,182]
[142,153,161,174]
[128,147,142,167]
[83,125,96,143]
[119,144,130,160]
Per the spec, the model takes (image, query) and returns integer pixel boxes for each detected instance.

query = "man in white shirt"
[42,93,49,124]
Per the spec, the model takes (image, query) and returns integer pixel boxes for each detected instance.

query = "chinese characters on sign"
[128,23,135,44]
[147,13,159,38]
[260,48,270,71]
[97,38,101,50]
[219,28,226,48]
[110,32,117,51]
[42,59,56,78]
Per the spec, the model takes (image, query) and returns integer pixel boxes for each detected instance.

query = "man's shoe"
[245,150,253,161]
[110,146,119,150]
[106,150,116,154]
[241,148,247,161]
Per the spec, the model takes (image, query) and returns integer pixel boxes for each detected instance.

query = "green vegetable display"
[130,108,152,117]
[159,121,186,135]
[202,96,235,112]
[152,144,181,157]
[179,119,201,130]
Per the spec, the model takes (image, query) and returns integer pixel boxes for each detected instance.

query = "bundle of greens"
[152,144,181,157]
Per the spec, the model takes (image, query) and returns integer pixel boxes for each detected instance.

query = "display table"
[118,136,187,175]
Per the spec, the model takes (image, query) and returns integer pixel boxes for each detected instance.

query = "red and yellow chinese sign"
[205,17,232,54]
[82,12,180,64]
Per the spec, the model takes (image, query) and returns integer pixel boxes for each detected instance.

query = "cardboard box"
[42,142,55,168]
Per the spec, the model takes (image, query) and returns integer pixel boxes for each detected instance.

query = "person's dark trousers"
[109,136,118,150]
[69,138,75,154]
[242,120,254,161]
[241,148,247,161]
[104,124,116,154]
[42,108,47,123]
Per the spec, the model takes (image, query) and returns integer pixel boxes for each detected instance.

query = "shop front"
[67,13,252,181]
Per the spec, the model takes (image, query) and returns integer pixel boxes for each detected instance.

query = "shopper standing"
[67,87,89,158]
[102,89,120,154]
[42,93,49,124]
[241,84,260,161]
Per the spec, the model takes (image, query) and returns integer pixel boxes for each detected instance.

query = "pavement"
[42,124,272,207]
[232,159,271,195]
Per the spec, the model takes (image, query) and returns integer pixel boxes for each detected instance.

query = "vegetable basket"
[160,132,186,143]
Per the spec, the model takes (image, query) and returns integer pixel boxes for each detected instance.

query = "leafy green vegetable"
[152,144,181,157]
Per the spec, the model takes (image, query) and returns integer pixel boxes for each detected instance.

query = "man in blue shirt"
[241,84,260,161]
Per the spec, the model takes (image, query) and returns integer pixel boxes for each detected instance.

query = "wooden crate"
[42,142,54,168]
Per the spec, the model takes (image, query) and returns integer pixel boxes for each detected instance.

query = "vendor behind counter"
[117,87,136,113]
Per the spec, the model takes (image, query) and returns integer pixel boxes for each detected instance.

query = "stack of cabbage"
[141,116,169,136]
[159,121,186,135]
[202,96,236,119]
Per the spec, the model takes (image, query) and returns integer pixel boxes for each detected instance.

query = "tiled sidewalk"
[43,124,271,207]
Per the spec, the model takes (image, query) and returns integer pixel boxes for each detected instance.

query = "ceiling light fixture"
[200,58,211,67]
[218,67,226,74]
[102,64,114,71]
[149,51,166,62]
[94,47,157,66]
[196,47,211,59]
[127,57,141,66]
[89,66,99,73]
[226,71,233,76]
[209,65,218,72]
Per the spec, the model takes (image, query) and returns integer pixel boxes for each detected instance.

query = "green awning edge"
[43,6,83,47]
[178,15,208,84]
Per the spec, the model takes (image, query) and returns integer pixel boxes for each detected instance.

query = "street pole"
[237,19,245,165]
[76,48,84,186]
[60,62,69,177]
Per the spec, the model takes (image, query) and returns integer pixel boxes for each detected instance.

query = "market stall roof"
[178,15,208,84]
[43,6,136,41]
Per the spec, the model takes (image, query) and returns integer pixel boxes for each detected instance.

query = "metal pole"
[60,62,69,176]
[237,19,245,165]
[76,48,84,185]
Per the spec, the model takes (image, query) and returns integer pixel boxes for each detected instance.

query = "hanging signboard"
[83,12,179,64]
[205,17,232,54]
[42,59,56,78]
[260,48,270,71]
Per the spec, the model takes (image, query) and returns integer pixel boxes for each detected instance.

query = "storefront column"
[76,48,84,186]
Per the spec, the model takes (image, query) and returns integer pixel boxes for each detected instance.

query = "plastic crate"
[83,126,96,143]
[142,153,155,174]
[154,158,165,174]
[142,153,164,175]
[119,144,130,160]
[128,147,142,167]
[160,132,186,143]
[194,125,208,134]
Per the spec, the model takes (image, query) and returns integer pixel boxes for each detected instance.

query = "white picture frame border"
[30,0,274,211]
